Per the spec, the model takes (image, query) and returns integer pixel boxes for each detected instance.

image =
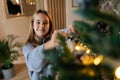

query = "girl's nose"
[40,23,45,27]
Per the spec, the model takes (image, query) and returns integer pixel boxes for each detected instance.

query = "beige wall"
[66,0,80,27]
[0,0,6,39]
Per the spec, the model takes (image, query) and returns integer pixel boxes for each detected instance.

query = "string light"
[115,66,120,79]
[86,49,90,54]
[75,44,81,50]
[93,55,104,66]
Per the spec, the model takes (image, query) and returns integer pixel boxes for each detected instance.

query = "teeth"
[38,30,45,31]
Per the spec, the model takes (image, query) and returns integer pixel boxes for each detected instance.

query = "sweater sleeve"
[23,43,47,72]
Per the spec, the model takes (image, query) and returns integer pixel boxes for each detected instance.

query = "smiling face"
[33,13,50,38]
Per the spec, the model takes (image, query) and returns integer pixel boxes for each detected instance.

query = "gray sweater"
[23,29,68,80]
[23,43,52,80]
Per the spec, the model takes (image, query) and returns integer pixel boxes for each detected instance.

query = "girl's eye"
[43,21,48,25]
[34,20,49,25]
[37,21,40,24]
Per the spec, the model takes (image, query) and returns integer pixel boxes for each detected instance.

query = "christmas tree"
[43,0,120,80]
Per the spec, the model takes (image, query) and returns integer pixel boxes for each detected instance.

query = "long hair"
[24,9,54,47]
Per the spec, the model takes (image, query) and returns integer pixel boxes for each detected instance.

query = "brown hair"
[24,9,54,47]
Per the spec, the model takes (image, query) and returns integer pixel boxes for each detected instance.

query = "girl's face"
[33,13,50,38]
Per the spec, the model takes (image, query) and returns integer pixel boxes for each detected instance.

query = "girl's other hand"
[67,24,77,34]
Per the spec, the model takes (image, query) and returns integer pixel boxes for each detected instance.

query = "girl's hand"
[44,30,68,50]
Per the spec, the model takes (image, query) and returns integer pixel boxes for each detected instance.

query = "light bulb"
[115,66,120,79]
[86,49,90,54]
[75,45,81,50]
[93,55,103,66]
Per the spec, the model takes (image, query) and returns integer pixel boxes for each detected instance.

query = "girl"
[23,9,75,80]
